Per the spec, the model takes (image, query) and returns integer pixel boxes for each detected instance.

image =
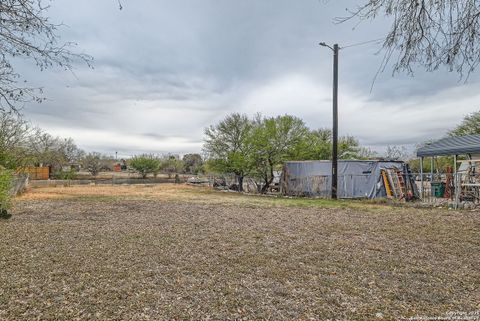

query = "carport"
[416,134,480,198]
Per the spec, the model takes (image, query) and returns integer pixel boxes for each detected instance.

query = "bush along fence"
[0,172,29,213]
[0,169,13,214]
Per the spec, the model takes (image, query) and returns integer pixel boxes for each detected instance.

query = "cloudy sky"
[19,0,480,157]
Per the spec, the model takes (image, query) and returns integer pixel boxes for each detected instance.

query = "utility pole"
[320,42,339,199]
[332,44,339,199]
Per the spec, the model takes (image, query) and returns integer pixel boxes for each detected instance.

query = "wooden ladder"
[395,169,406,200]
[381,170,393,199]
[385,168,405,200]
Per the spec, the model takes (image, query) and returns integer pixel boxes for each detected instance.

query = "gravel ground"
[1,186,479,320]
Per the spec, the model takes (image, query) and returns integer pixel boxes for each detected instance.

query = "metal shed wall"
[281,160,404,199]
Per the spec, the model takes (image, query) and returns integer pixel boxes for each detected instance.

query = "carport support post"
[453,155,457,174]
[431,157,434,182]
[420,157,424,199]
[454,154,458,205]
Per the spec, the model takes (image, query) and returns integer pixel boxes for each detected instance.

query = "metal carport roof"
[417,134,480,157]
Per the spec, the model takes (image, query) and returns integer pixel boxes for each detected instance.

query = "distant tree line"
[129,154,201,179]
[0,113,85,173]
[0,113,207,177]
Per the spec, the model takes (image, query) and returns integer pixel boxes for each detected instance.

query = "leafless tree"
[27,130,84,170]
[0,0,92,112]
[384,145,409,161]
[0,113,33,168]
[338,1,480,78]
[81,152,104,177]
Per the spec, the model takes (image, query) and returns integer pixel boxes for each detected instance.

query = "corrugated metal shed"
[281,160,405,199]
[416,135,480,157]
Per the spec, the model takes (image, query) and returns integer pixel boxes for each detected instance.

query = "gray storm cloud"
[19,0,480,157]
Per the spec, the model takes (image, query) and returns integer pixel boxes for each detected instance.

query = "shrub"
[52,169,77,180]
[129,155,161,179]
[161,156,184,178]
[81,152,104,177]
[0,167,13,218]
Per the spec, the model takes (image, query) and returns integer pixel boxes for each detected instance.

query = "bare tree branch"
[337,0,480,79]
[0,0,93,112]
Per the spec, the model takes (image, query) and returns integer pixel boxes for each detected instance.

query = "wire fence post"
[454,173,458,209]
[420,157,424,199]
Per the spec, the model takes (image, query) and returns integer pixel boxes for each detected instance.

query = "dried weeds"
[1,185,479,320]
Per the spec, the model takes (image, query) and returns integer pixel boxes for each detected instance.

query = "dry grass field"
[1,184,479,320]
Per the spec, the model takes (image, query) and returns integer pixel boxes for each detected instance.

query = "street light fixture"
[320,42,339,199]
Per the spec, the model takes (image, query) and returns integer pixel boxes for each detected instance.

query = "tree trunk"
[261,161,275,194]
[237,175,244,192]
[261,176,275,194]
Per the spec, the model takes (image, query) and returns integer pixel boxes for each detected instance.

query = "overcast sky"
[19,0,480,158]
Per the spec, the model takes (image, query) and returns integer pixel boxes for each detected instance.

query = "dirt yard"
[1,184,479,320]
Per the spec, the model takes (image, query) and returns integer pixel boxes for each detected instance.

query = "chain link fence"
[11,174,29,196]
[409,172,479,208]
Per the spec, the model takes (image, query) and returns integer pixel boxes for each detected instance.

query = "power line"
[341,38,384,50]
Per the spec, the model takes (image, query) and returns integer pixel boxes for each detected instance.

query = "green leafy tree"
[160,155,184,178]
[449,111,480,136]
[130,154,161,179]
[249,115,309,193]
[289,129,331,160]
[338,136,363,159]
[408,156,455,173]
[294,128,369,161]
[204,113,254,192]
